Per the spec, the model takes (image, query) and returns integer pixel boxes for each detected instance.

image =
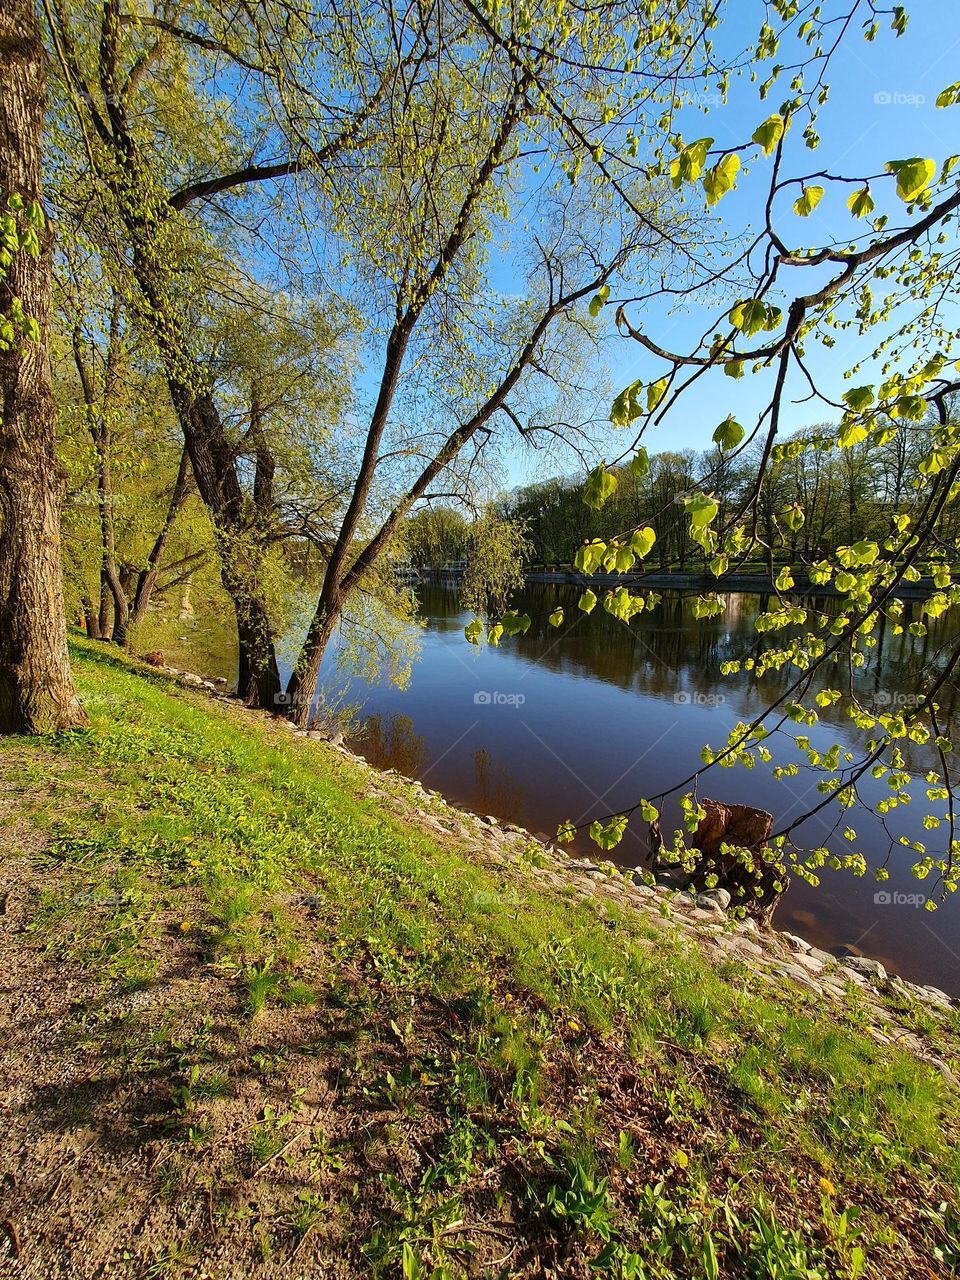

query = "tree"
[279,0,709,723]
[42,0,373,705]
[0,0,86,734]
[404,507,470,568]
[478,6,960,914]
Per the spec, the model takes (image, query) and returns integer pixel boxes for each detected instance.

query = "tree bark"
[0,0,86,734]
[286,604,339,727]
[71,315,129,646]
[167,384,281,707]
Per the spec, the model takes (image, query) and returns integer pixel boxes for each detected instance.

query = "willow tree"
[506,6,960,913]
[0,0,86,733]
[277,0,730,724]
[42,0,379,705]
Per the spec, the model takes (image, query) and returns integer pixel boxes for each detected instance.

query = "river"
[321,583,960,997]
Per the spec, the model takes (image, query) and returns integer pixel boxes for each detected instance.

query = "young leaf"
[610,380,643,427]
[548,607,564,627]
[684,493,719,530]
[847,186,874,218]
[781,503,805,532]
[712,414,744,451]
[578,589,597,614]
[501,611,531,637]
[589,815,628,849]
[793,184,824,217]
[669,136,713,187]
[838,419,869,448]
[575,539,608,573]
[584,462,618,509]
[588,283,611,318]
[646,377,669,412]
[702,152,740,206]
[886,157,935,201]
[842,385,874,412]
[752,113,785,155]
[630,526,657,558]
[630,447,649,478]
[729,298,768,336]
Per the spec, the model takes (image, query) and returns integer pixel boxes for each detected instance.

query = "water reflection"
[360,713,428,776]
[331,583,960,996]
[473,747,527,823]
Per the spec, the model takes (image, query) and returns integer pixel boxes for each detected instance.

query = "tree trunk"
[0,1,86,734]
[168,387,281,707]
[79,591,99,638]
[286,604,339,728]
[130,444,191,626]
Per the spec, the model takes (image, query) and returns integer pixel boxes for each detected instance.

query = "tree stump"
[650,799,785,924]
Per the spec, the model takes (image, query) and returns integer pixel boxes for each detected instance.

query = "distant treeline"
[498,423,954,569]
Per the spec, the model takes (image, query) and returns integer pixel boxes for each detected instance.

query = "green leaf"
[646,377,669,412]
[702,152,740,206]
[578,589,597,614]
[630,447,649,478]
[781,503,805,532]
[588,284,610,318]
[669,136,713,187]
[712,414,744,451]
[575,539,607,573]
[583,462,618,509]
[752,114,785,155]
[464,619,483,645]
[612,543,635,573]
[501,611,531,637]
[610,380,643,427]
[936,81,960,108]
[630,526,656,558]
[684,493,719,530]
[729,298,773,337]
[486,623,503,647]
[724,359,745,379]
[548,607,564,627]
[842,385,874,412]
[639,799,659,823]
[847,186,874,219]
[793,184,824,217]
[886,157,935,202]
[919,448,950,475]
[589,815,628,850]
[838,418,869,449]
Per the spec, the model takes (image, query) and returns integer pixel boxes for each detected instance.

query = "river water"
[324,583,960,997]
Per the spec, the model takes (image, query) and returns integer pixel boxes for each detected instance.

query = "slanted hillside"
[0,640,958,1278]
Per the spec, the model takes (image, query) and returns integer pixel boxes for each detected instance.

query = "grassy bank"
[0,639,958,1278]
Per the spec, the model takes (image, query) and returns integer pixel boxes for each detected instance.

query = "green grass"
[1,635,958,1277]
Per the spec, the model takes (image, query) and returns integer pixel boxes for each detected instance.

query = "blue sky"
[502,1,960,489]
